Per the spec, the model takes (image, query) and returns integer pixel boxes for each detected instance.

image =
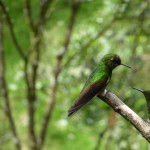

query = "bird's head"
[102,54,131,70]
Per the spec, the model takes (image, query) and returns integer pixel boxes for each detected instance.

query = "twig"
[38,0,54,28]
[23,1,41,149]
[0,9,22,150]
[28,0,55,93]
[23,1,43,150]
[24,0,36,33]
[24,16,40,150]
[25,34,43,150]
[105,129,113,150]
[37,2,80,149]
[94,127,108,150]
[97,90,150,143]
[0,1,26,61]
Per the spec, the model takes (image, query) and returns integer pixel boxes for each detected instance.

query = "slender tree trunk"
[0,8,21,150]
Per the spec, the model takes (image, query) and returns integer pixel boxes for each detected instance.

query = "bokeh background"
[0,0,150,150]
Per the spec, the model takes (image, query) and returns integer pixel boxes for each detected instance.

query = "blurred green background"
[0,0,150,150]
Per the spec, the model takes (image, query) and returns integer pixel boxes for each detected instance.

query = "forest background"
[0,0,150,150]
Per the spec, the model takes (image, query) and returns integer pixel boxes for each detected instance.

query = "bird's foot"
[102,89,111,96]
[97,89,111,98]
[102,89,107,96]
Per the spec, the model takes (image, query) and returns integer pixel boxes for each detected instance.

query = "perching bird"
[68,54,131,117]
[132,87,150,121]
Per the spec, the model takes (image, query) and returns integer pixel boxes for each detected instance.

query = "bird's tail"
[68,103,85,117]
[68,82,100,117]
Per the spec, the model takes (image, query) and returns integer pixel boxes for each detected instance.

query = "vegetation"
[0,0,150,150]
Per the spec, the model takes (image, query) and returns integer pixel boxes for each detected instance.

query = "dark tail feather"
[68,103,85,117]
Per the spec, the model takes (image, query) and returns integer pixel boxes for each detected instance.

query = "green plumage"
[83,54,114,92]
[83,66,110,94]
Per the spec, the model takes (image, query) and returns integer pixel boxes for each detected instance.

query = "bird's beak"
[121,63,132,68]
[132,87,144,93]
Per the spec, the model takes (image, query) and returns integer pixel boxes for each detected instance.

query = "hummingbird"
[132,87,150,121]
[68,54,131,117]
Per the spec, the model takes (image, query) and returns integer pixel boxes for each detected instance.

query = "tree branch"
[94,127,108,150]
[37,2,80,149]
[23,1,56,149]
[23,2,55,150]
[0,1,26,61]
[0,2,37,149]
[25,14,41,150]
[0,9,22,150]
[24,0,36,33]
[97,90,150,143]
[37,0,54,29]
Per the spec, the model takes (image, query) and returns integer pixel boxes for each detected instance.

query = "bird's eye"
[111,58,115,62]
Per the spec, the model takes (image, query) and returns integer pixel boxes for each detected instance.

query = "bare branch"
[23,37,41,150]
[25,24,41,150]
[40,0,54,17]
[23,1,43,149]
[24,53,37,150]
[38,3,80,149]
[24,0,36,33]
[23,1,56,150]
[94,127,108,150]
[0,1,26,61]
[0,9,22,150]
[27,0,55,93]
[0,0,41,149]
[97,90,150,143]
[23,1,55,149]
[37,0,54,28]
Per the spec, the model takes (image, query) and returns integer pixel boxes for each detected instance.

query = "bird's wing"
[68,75,109,117]
[79,67,98,94]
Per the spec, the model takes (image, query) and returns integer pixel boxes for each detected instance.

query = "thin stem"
[24,0,36,33]
[0,1,26,61]
[0,9,21,150]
